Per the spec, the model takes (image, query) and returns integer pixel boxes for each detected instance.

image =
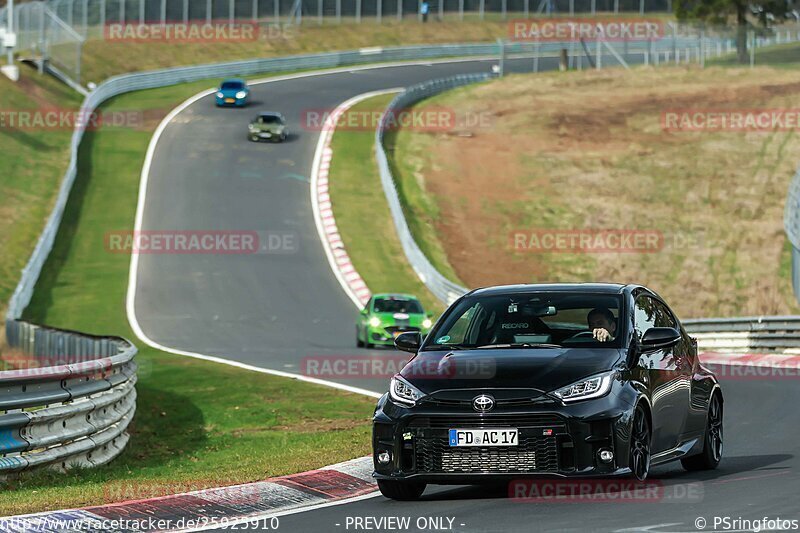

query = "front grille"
[408,415,564,474]
[415,432,559,473]
[385,326,420,334]
[407,415,564,429]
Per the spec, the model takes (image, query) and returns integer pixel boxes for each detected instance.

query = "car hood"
[219,87,246,96]
[400,347,624,394]
[372,312,425,323]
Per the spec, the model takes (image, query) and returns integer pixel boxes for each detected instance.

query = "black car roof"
[258,112,282,117]
[469,283,630,297]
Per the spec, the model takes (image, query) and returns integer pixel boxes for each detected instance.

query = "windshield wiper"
[475,343,563,349]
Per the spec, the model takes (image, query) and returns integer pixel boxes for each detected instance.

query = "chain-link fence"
[34,0,675,36]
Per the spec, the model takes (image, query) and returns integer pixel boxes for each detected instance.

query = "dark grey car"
[248,112,287,142]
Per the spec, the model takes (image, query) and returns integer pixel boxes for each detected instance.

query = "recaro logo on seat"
[501,323,529,329]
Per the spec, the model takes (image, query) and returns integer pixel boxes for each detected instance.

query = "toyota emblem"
[472,394,495,412]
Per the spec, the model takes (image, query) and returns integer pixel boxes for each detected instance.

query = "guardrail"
[1,321,137,473]
[683,316,800,352]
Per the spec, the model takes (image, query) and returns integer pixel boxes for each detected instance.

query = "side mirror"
[640,327,681,352]
[426,311,434,318]
[395,331,421,354]
[360,307,368,315]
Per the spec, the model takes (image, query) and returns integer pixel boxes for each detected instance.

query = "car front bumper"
[372,388,637,483]
[216,96,248,107]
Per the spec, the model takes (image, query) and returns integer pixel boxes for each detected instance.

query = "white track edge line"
[126,58,496,397]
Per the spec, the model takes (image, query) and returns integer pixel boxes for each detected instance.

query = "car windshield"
[259,115,282,124]
[424,292,623,350]
[221,81,244,90]
[373,298,423,314]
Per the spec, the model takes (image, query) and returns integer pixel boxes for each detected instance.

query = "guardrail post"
[479,0,484,20]
[137,0,143,23]
[356,0,361,22]
[699,29,705,68]
[497,38,505,76]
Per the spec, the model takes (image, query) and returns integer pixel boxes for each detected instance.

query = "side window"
[653,300,677,329]
[633,296,658,342]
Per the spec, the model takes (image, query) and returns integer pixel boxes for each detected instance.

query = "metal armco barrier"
[683,316,800,352]
[1,320,137,473]
[374,74,483,305]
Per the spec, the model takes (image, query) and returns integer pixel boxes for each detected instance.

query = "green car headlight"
[369,317,381,328]
[422,318,432,329]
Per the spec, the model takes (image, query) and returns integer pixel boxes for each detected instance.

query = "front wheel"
[356,327,365,348]
[629,404,651,481]
[377,480,426,501]
[682,393,723,471]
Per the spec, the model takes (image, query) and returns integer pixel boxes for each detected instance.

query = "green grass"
[0,77,375,516]
[708,41,800,68]
[327,95,445,315]
[0,70,83,316]
[382,104,467,288]
[76,15,677,83]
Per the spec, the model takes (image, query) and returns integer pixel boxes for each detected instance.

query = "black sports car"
[372,283,723,500]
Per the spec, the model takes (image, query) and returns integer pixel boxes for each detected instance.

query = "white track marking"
[127,59,494,397]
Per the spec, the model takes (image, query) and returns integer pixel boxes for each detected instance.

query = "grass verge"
[387,61,800,318]
[327,95,445,315]
[0,76,376,516]
[0,70,83,314]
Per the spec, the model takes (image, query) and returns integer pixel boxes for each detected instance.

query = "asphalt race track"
[132,58,800,531]
[132,57,560,394]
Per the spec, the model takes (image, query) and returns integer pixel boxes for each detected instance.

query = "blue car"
[215,78,250,107]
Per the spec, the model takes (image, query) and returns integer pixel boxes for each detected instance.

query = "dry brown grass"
[394,66,800,318]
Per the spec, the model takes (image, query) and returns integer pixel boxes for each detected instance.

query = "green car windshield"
[373,298,423,314]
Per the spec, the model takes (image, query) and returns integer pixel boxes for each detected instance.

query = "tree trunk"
[736,5,748,64]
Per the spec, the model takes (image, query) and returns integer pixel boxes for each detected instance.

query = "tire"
[356,327,365,348]
[629,404,651,481]
[682,393,723,471]
[249,134,259,142]
[377,480,426,501]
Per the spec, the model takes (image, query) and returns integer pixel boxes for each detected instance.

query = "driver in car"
[588,307,616,343]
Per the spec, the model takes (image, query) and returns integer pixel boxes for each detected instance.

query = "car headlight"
[552,371,615,403]
[422,318,432,329]
[248,124,257,131]
[216,91,224,98]
[369,317,381,328]
[389,376,425,406]
[235,91,247,99]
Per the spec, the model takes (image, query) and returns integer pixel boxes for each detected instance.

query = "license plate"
[224,98,235,103]
[259,132,272,138]
[449,428,518,447]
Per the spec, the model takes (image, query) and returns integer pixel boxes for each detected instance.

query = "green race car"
[356,294,433,348]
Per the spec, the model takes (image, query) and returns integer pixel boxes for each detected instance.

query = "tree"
[675,0,787,63]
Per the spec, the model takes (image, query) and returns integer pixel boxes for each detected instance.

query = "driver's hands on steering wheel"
[592,328,612,342]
